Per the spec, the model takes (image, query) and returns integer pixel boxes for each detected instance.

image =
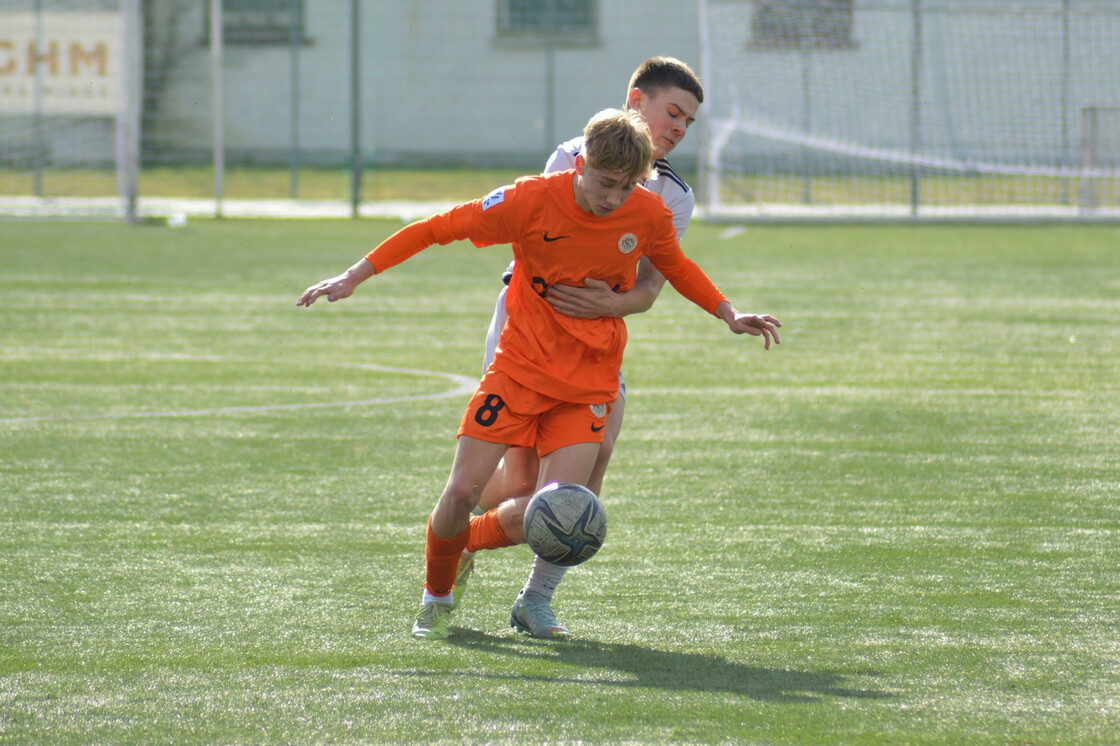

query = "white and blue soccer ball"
[523,482,607,567]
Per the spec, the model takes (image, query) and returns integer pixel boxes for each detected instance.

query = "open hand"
[726,312,781,349]
[545,278,622,319]
[296,275,356,307]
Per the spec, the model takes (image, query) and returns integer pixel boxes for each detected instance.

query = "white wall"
[151,1,703,169]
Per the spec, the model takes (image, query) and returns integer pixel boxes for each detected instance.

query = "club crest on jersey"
[618,233,638,254]
[482,186,507,211]
[590,403,608,418]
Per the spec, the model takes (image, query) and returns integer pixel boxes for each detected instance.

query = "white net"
[698,0,1120,220]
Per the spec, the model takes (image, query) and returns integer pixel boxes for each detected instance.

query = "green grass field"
[2,218,1118,744]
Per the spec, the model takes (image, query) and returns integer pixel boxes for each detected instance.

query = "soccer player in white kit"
[458,57,707,638]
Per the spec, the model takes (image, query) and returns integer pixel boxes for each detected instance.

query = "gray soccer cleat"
[510,589,570,639]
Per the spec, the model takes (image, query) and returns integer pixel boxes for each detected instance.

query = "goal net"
[697,0,1120,221]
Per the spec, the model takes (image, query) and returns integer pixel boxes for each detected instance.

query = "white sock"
[523,556,568,600]
[422,589,453,606]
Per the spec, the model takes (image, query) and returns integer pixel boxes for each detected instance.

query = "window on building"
[496,0,598,46]
[205,0,304,45]
[750,0,856,50]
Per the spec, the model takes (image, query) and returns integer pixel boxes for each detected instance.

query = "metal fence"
[3,0,1118,222]
[0,0,702,220]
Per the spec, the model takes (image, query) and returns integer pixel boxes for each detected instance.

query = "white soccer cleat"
[411,601,453,640]
[510,589,570,639]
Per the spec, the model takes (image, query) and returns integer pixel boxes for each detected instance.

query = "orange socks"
[424,518,470,597]
[466,508,516,552]
[424,510,518,596]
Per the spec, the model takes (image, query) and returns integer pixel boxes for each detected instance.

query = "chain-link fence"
[0,0,701,220]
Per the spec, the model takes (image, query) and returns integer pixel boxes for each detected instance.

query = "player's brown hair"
[627,56,705,105]
[582,109,653,181]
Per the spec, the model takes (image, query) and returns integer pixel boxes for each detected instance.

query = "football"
[522,482,607,567]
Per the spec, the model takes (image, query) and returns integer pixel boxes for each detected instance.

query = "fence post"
[350,0,362,219]
[1060,0,1071,205]
[799,42,812,205]
[32,0,44,197]
[289,0,301,199]
[117,0,142,222]
[544,0,557,154]
[210,0,225,218]
[909,0,922,216]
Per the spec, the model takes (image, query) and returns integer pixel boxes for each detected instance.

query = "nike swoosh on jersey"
[590,424,605,432]
[542,232,570,242]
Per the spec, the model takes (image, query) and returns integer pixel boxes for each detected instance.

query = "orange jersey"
[366,170,728,402]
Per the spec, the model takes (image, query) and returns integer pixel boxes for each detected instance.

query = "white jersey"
[482,136,697,385]
[543,136,695,241]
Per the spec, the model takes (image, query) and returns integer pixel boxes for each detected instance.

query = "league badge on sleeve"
[482,186,508,211]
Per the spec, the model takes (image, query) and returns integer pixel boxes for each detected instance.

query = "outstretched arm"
[296,258,376,307]
[648,248,781,350]
[714,301,782,349]
[545,257,667,319]
[296,200,479,308]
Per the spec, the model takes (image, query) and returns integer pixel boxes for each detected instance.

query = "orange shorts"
[457,368,611,457]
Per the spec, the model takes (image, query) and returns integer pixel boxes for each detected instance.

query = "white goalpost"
[697,0,1120,222]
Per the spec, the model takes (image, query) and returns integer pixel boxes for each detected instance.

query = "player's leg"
[520,382,625,605]
[513,395,623,626]
[508,440,600,639]
[456,446,539,607]
[477,445,539,512]
[430,435,510,539]
[507,401,607,639]
[454,447,538,609]
[454,280,525,606]
[514,390,623,637]
[412,434,507,640]
[490,390,623,542]
[415,371,534,639]
[584,390,624,495]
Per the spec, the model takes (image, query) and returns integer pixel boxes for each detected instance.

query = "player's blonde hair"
[581,108,653,181]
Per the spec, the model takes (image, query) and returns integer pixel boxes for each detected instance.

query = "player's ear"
[574,155,584,174]
[626,87,644,111]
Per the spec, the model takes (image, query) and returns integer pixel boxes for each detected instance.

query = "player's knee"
[441,478,483,515]
[596,433,616,465]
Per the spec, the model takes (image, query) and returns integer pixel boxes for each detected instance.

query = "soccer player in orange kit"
[467,56,704,639]
[296,108,780,640]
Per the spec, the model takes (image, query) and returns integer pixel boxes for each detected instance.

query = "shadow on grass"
[440,628,893,703]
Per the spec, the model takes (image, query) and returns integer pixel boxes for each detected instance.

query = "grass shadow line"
[438,628,894,703]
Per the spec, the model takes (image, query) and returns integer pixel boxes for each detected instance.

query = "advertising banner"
[0,12,123,116]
